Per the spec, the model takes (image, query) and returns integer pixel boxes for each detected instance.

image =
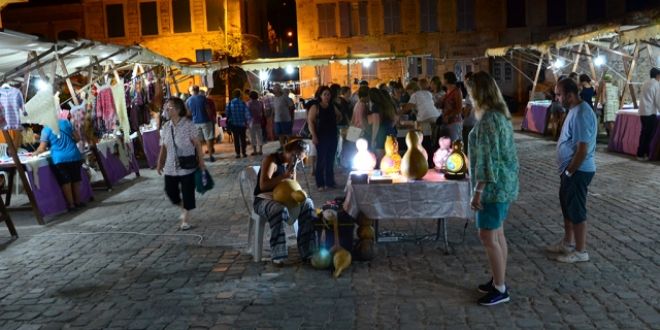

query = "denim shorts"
[476,202,510,230]
[274,121,292,135]
[559,171,595,224]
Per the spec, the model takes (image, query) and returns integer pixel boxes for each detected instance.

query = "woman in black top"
[308,86,342,191]
[253,139,317,265]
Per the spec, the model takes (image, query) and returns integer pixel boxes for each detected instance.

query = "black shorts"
[559,171,595,224]
[52,160,83,185]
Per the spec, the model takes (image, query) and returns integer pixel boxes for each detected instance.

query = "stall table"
[344,170,472,255]
[93,138,140,189]
[521,100,551,134]
[608,109,660,160]
[0,154,93,218]
[140,128,160,169]
[292,110,307,136]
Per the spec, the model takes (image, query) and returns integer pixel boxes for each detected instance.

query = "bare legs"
[61,181,82,208]
[479,228,508,287]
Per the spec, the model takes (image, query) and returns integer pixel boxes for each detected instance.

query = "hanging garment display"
[24,86,60,136]
[0,85,26,129]
[69,100,86,145]
[95,84,117,132]
[111,80,131,142]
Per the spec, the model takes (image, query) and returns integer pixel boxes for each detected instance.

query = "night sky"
[267,0,298,57]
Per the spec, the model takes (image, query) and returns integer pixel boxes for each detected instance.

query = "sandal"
[179,223,192,231]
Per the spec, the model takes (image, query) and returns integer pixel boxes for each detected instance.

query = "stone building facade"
[295,0,644,105]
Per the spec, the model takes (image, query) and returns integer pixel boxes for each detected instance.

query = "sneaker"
[209,155,215,162]
[272,258,286,267]
[478,287,510,306]
[235,154,241,159]
[545,240,575,254]
[251,151,258,156]
[179,223,192,231]
[242,154,248,158]
[556,251,589,263]
[636,156,649,161]
[477,278,494,293]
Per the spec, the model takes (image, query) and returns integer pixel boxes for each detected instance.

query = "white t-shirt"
[272,95,294,122]
[638,79,660,116]
[409,90,440,122]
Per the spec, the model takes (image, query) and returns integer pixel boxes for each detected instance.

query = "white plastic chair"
[240,165,299,262]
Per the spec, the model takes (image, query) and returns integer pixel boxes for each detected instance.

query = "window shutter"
[339,2,351,37]
[358,1,368,35]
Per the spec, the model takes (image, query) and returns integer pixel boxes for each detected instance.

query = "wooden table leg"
[90,145,112,191]
[5,169,15,206]
[0,197,17,238]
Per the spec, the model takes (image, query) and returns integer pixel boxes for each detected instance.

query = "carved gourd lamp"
[433,136,452,171]
[444,140,468,180]
[400,130,428,180]
[380,135,401,175]
[352,138,376,172]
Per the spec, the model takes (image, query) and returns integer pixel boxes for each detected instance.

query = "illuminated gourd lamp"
[379,135,401,175]
[351,138,376,184]
[444,140,468,180]
[432,136,452,171]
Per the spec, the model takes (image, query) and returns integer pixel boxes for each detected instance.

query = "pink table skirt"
[27,164,93,217]
[608,110,660,160]
[521,102,550,134]
[141,129,160,169]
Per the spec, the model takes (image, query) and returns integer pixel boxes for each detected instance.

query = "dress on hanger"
[0,86,25,129]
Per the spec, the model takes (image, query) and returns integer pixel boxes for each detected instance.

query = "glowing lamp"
[379,135,401,174]
[285,65,294,75]
[552,59,565,69]
[258,70,269,81]
[36,79,49,91]
[433,136,452,171]
[362,59,373,68]
[352,138,376,172]
[444,140,468,180]
[594,55,605,67]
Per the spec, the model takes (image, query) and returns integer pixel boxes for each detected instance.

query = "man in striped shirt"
[226,89,251,158]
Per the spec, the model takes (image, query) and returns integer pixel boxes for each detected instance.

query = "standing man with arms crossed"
[547,78,597,263]
[186,85,215,162]
[271,84,295,148]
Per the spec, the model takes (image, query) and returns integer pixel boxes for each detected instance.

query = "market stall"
[485,20,659,150]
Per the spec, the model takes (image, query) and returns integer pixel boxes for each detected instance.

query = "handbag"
[170,124,198,170]
[195,168,214,194]
[346,125,363,142]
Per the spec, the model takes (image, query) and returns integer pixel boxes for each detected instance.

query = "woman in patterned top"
[156,97,207,230]
[466,71,519,306]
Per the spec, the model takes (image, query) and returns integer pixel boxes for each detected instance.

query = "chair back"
[239,165,261,214]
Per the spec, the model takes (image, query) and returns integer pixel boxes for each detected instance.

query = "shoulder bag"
[170,123,198,170]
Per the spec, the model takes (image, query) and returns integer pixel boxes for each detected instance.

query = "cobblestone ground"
[0,132,658,329]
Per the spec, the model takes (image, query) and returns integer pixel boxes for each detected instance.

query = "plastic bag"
[195,169,214,194]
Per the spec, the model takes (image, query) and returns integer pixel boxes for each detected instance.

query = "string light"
[285,65,295,75]
[36,79,49,91]
[594,55,605,66]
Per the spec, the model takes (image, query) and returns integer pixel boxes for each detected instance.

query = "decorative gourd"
[433,136,452,171]
[310,248,332,269]
[380,135,401,174]
[444,140,468,180]
[400,130,428,180]
[415,130,428,161]
[273,179,307,209]
[323,209,352,278]
[354,240,376,261]
[357,226,375,240]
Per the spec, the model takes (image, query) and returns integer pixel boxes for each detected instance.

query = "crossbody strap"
[170,122,181,168]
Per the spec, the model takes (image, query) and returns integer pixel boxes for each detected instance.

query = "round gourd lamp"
[352,138,376,172]
[444,140,468,180]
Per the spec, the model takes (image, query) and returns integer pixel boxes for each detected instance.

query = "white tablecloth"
[343,170,473,220]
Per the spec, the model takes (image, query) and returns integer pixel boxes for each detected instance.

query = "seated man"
[253,139,317,265]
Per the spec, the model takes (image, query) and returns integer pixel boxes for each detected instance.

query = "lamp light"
[552,59,565,69]
[594,55,605,67]
[352,138,376,172]
[285,65,295,75]
[258,70,269,81]
[444,140,468,180]
[36,79,49,91]
[362,59,373,68]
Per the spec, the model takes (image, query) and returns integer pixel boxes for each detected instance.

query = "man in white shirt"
[271,84,294,147]
[637,67,660,161]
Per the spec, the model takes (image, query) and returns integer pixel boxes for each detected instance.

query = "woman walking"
[466,72,519,306]
[247,91,265,155]
[157,97,207,230]
[308,86,342,191]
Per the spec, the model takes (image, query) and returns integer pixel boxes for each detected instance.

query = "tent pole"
[620,42,640,108]
[586,41,633,59]
[531,51,544,94]
[1,130,44,225]
[583,45,597,81]
[572,44,583,73]
[58,57,79,106]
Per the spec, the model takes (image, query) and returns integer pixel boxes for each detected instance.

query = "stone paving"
[0,131,658,329]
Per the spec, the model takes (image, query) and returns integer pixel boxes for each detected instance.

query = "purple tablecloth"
[292,118,306,136]
[521,102,551,134]
[26,162,93,217]
[608,109,660,160]
[97,141,140,186]
[141,129,160,169]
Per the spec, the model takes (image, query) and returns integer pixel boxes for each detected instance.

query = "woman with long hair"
[156,97,207,230]
[308,86,342,191]
[466,71,519,306]
[366,87,397,158]
[440,71,464,142]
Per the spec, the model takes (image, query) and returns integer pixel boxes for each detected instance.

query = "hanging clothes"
[69,100,86,144]
[96,84,117,132]
[24,86,60,136]
[111,80,130,142]
[0,86,25,129]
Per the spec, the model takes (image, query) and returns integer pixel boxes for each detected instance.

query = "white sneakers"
[545,240,575,254]
[546,239,590,263]
[556,251,590,263]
